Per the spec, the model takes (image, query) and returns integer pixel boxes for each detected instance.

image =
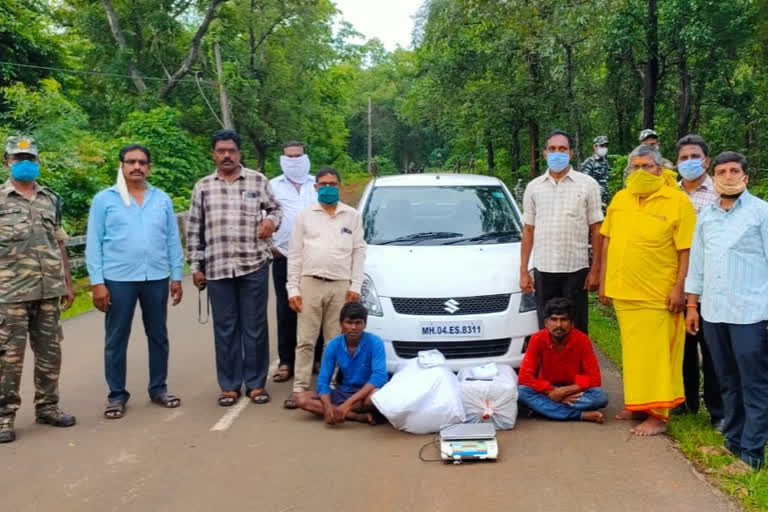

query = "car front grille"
[390,294,511,316]
[392,338,511,359]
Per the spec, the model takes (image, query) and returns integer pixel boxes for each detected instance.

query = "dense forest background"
[1,0,767,234]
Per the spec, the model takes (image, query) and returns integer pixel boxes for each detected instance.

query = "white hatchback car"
[357,173,539,372]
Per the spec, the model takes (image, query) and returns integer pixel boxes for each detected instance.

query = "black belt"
[309,275,339,282]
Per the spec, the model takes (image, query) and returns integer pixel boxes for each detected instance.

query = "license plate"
[419,321,483,338]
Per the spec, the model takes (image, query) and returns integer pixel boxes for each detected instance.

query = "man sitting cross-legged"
[518,297,609,423]
[295,302,387,425]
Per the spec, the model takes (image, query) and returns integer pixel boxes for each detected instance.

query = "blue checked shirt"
[86,185,184,285]
[685,190,768,324]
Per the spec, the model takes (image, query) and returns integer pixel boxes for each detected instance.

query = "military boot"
[35,408,76,427]
[0,415,15,443]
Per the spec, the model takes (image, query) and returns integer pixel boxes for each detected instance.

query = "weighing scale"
[439,423,498,462]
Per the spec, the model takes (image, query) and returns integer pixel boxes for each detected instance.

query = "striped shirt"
[186,167,282,281]
[522,167,604,273]
[685,190,768,324]
[679,175,719,214]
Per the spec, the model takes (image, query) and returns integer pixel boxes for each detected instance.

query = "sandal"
[272,365,293,383]
[283,393,298,409]
[217,391,240,407]
[150,392,181,408]
[248,388,270,405]
[104,401,126,419]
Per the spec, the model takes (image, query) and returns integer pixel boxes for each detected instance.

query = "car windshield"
[363,185,522,245]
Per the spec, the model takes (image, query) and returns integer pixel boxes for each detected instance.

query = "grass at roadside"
[589,296,768,511]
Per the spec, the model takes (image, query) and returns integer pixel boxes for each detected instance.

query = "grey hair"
[629,145,664,167]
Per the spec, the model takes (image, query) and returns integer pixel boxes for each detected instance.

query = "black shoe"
[35,409,76,427]
[0,428,15,443]
[711,418,725,433]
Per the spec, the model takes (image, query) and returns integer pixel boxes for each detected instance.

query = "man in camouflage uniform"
[0,136,75,443]
[580,135,610,209]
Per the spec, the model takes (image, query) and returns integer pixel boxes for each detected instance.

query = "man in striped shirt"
[674,135,723,430]
[685,151,768,471]
[187,130,282,407]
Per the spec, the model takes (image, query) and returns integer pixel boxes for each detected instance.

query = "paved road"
[0,277,736,512]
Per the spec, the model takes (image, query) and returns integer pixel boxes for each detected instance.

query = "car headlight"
[518,292,537,313]
[360,274,383,316]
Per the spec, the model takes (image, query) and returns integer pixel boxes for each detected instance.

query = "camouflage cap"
[4,136,39,157]
[593,135,609,145]
[638,129,658,142]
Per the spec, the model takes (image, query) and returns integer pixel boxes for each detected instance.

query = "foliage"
[589,300,768,511]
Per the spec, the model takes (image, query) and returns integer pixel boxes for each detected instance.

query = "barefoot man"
[518,297,608,424]
[599,145,696,436]
[295,302,387,425]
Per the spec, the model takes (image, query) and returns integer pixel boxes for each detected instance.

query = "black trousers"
[533,268,589,334]
[683,305,723,420]
[272,255,323,367]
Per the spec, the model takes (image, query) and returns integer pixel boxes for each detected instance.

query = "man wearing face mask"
[685,152,768,472]
[270,141,323,384]
[579,135,610,209]
[0,136,75,443]
[599,145,696,436]
[520,130,603,334]
[623,129,674,182]
[86,144,184,420]
[673,135,723,430]
[284,167,366,409]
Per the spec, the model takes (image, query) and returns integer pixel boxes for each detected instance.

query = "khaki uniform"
[0,180,67,425]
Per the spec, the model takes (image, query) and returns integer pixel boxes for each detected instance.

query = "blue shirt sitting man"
[295,302,387,425]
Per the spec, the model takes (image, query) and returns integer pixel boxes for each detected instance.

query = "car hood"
[365,243,522,298]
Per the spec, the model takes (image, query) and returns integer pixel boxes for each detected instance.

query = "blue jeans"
[207,265,270,393]
[104,278,170,403]
[518,385,609,421]
[703,320,768,470]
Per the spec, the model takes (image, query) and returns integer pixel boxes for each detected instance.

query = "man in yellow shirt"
[599,145,696,436]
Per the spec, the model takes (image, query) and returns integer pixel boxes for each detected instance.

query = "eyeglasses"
[124,159,148,166]
[317,182,339,188]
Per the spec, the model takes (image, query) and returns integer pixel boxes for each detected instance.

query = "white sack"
[372,357,464,434]
[458,364,518,430]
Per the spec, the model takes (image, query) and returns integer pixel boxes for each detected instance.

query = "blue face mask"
[10,160,40,182]
[546,152,570,172]
[677,159,705,181]
[318,186,339,205]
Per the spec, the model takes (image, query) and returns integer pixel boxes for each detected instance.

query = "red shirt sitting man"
[518,297,608,423]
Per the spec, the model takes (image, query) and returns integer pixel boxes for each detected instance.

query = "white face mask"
[596,147,608,157]
[280,154,311,183]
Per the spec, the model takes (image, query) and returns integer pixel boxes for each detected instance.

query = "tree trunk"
[642,0,659,129]
[157,0,230,99]
[528,118,539,179]
[214,41,234,129]
[677,48,692,139]
[101,0,147,93]
[487,141,495,170]
[511,125,520,173]
[563,43,583,166]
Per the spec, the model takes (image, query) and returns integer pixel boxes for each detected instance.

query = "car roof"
[369,173,504,187]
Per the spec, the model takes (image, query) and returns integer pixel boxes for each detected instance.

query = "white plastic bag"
[372,356,465,434]
[458,364,518,430]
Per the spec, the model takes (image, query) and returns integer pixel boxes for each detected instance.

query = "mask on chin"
[280,155,311,183]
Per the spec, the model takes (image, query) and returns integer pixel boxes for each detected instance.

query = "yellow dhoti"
[614,300,685,420]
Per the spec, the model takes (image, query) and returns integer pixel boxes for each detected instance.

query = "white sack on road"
[372,356,464,434]
[458,363,518,430]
